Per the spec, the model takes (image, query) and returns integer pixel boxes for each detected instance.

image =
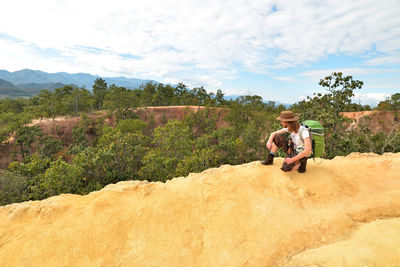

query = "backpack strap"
[299,125,306,143]
[299,125,314,158]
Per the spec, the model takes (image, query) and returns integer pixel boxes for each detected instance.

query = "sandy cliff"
[1,153,400,266]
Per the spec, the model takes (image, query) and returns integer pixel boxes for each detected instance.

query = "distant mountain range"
[17,82,74,95]
[0,69,292,106]
[0,78,30,96]
[0,78,75,97]
[0,69,158,98]
[0,69,156,90]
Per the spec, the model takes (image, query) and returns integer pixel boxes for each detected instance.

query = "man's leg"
[279,137,300,172]
[290,162,301,172]
[284,156,307,173]
[261,134,288,165]
[272,134,289,153]
[297,157,308,173]
[269,141,279,153]
[261,146,275,165]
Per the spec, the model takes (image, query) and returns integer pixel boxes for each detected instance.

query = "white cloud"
[365,52,400,66]
[272,76,297,82]
[223,88,258,96]
[352,92,391,106]
[181,75,223,89]
[301,68,400,82]
[0,0,399,83]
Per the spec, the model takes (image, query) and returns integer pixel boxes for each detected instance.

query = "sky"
[1,0,399,106]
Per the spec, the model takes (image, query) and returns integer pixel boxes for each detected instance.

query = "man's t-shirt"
[282,125,310,154]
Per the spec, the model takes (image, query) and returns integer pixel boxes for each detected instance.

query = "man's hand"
[284,157,295,164]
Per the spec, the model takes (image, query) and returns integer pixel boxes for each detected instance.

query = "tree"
[215,89,226,106]
[14,126,43,158]
[152,84,175,106]
[92,78,108,110]
[103,85,139,120]
[28,159,85,199]
[64,87,93,115]
[85,125,150,185]
[0,112,32,145]
[0,98,26,114]
[292,72,363,158]
[140,82,157,106]
[35,90,57,120]
[376,100,391,111]
[139,120,194,182]
[8,153,51,178]
[376,93,400,119]
[192,86,209,106]
[68,126,89,155]
[210,127,247,165]
[39,136,65,159]
[318,72,363,155]
[389,93,400,121]
[0,170,29,205]
[225,100,250,136]
[116,119,147,134]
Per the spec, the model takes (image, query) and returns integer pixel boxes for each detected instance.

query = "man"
[261,110,312,173]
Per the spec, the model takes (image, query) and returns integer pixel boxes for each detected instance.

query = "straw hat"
[276,110,299,121]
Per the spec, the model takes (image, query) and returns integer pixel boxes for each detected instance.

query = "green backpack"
[299,120,325,158]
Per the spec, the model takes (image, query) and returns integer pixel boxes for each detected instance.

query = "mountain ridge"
[0,69,157,90]
[0,69,291,105]
[0,78,30,96]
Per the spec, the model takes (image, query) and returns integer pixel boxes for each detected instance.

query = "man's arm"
[266,128,287,150]
[285,137,312,164]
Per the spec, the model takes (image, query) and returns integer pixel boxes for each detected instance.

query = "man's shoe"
[261,153,274,165]
[297,159,307,173]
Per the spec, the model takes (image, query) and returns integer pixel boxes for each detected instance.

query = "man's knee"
[273,134,285,147]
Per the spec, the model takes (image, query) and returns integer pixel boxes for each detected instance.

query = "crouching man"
[261,110,311,173]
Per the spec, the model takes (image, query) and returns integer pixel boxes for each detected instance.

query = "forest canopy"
[1,73,399,206]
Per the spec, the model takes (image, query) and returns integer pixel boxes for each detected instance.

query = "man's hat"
[276,110,299,121]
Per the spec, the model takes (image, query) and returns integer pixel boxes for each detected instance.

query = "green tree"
[153,84,175,106]
[116,119,147,134]
[0,112,32,145]
[319,72,363,141]
[140,82,157,106]
[192,86,209,106]
[215,89,226,106]
[292,72,363,158]
[0,98,26,114]
[35,90,57,120]
[69,125,150,187]
[175,148,217,176]
[64,87,93,115]
[15,126,43,158]
[54,85,74,98]
[140,120,193,182]
[28,158,85,199]
[103,85,139,120]
[0,170,29,206]
[225,100,250,136]
[39,136,65,159]
[389,93,400,121]
[8,153,51,178]
[92,78,108,110]
[210,127,247,165]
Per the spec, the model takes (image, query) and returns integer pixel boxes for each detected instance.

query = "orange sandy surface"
[1,153,400,266]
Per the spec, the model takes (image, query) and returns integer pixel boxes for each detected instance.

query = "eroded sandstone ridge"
[1,153,400,266]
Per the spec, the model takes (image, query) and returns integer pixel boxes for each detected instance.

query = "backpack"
[299,120,325,158]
